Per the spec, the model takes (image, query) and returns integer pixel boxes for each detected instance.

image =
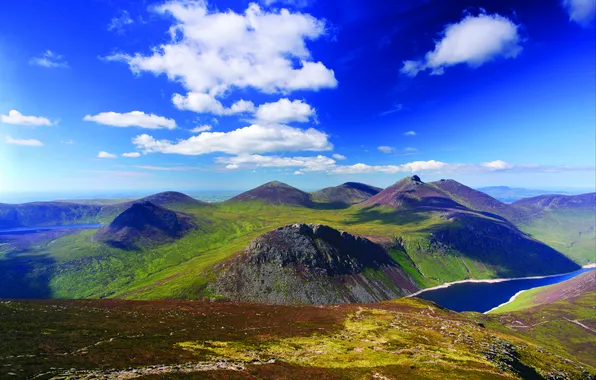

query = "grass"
[520,210,596,265]
[0,297,593,379]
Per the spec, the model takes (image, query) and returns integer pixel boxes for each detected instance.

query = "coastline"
[483,290,527,314]
[408,265,594,298]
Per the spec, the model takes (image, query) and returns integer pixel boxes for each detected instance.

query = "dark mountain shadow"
[0,250,56,299]
[345,206,429,226]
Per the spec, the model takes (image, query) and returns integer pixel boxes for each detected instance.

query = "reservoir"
[414,267,595,313]
[0,224,102,235]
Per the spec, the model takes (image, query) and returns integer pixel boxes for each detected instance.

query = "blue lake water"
[0,224,102,235]
[415,267,595,313]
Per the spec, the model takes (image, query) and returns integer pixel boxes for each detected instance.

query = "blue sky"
[0,0,595,196]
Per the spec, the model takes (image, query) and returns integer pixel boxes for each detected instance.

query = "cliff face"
[211,224,418,304]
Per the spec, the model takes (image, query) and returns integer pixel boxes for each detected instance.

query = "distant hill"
[432,179,527,223]
[477,186,571,203]
[211,223,418,304]
[226,181,313,207]
[513,193,596,210]
[95,201,197,250]
[363,175,464,210]
[311,182,382,206]
[0,202,102,229]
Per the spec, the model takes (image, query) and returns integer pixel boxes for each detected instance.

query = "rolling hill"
[95,201,198,250]
[226,181,313,206]
[311,182,382,206]
[211,224,417,304]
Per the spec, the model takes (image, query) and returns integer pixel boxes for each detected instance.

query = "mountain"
[95,201,197,250]
[139,191,206,209]
[362,175,465,210]
[0,202,101,229]
[432,179,527,223]
[489,271,596,368]
[477,186,570,203]
[513,192,596,210]
[211,223,418,304]
[512,193,595,265]
[226,181,313,207]
[311,182,382,206]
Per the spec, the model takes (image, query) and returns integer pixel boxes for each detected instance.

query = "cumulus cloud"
[217,154,335,172]
[5,136,43,146]
[481,159,513,170]
[254,98,315,123]
[83,111,176,129]
[122,152,141,157]
[29,50,69,68]
[562,0,596,27]
[332,153,346,160]
[133,123,332,155]
[190,125,213,133]
[172,93,255,115]
[378,146,395,154]
[401,13,522,77]
[108,10,134,33]
[107,1,336,114]
[1,110,53,126]
[98,151,117,158]
[404,131,416,136]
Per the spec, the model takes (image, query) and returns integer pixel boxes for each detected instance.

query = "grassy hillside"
[0,297,593,379]
[0,198,579,301]
[486,271,596,369]
[517,210,595,265]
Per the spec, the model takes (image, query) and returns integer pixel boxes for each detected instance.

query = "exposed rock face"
[211,224,418,305]
[311,182,382,206]
[227,181,313,207]
[95,201,197,250]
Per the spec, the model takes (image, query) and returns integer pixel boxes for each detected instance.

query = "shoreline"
[483,290,527,314]
[408,265,594,298]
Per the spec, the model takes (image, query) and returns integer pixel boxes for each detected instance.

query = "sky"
[0,0,595,197]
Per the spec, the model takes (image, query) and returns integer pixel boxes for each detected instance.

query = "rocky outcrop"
[95,201,197,250]
[211,224,418,304]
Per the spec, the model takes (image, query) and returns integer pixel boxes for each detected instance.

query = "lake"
[0,224,102,235]
[414,268,595,313]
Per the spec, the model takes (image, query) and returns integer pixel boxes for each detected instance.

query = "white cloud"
[98,151,117,158]
[172,93,255,115]
[108,1,336,114]
[29,50,69,68]
[378,146,395,154]
[133,123,332,155]
[1,110,53,126]
[108,10,134,33]
[481,160,512,170]
[5,136,43,146]
[405,147,418,152]
[332,153,346,160]
[217,154,335,171]
[255,98,316,123]
[62,139,74,145]
[122,152,141,158]
[404,131,416,136]
[190,125,213,133]
[563,0,596,27]
[83,111,176,129]
[401,13,522,77]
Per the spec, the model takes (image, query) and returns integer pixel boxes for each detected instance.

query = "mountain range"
[0,176,593,302]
